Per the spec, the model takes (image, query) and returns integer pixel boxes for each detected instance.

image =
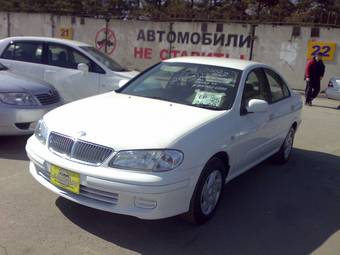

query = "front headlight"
[0,92,39,106]
[109,150,184,172]
[34,119,48,145]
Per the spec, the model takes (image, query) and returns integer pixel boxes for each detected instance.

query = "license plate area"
[50,165,80,194]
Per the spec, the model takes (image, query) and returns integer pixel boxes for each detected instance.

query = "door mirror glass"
[118,79,129,89]
[246,99,269,113]
[77,63,89,74]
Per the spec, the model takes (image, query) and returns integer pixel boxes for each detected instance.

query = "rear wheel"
[272,126,295,164]
[184,158,226,224]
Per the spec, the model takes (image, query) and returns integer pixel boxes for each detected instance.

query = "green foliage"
[1,0,340,25]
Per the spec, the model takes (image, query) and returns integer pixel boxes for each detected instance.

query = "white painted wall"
[0,12,339,91]
[0,13,8,38]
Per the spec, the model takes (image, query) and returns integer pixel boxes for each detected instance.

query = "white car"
[326,77,340,100]
[26,57,302,224]
[0,37,138,103]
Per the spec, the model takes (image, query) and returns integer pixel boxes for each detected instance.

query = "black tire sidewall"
[191,158,226,224]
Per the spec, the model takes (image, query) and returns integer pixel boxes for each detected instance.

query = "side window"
[47,44,72,68]
[71,49,104,74]
[2,42,43,64]
[264,69,290,103]
[47,44,104,73]
[241,69,270,113]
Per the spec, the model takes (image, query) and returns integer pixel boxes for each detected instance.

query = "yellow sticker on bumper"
[50,165,80,194]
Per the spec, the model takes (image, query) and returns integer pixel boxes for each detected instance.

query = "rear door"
[43,43,102,103]
[0,40,44,80]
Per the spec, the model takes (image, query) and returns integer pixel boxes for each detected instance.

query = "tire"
[184,157,226,224]
[272,126,295,165]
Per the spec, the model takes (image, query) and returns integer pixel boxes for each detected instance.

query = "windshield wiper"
[193,104,223,110]
[145,96,175,103]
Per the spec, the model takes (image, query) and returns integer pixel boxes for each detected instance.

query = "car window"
[119,62,241,110]
[241,69,270,113]
[264,69,290,103]
[47,44,104,73]
[80,46,126,72]
[2,41,43,64]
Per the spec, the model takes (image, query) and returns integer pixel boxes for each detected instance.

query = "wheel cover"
[284,129,294,159]
[200,170,223,216]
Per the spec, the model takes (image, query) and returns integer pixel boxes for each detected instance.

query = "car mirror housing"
[246,99,269,113]
[117,79,129,89]
[77,63,89,74]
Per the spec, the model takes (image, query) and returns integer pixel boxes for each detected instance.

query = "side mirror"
[77,63,89,74]
[246,99,269,113]
[117,79,129,89]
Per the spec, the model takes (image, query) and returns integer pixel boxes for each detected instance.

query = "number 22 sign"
[306,41,336,61]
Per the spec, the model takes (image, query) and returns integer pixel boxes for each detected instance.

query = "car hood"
[0,70,54,94]
[44,92,225,150]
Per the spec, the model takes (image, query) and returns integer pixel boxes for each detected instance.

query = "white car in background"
[26,57,302,224]
[0,37,138,103]
[326,77,340,100]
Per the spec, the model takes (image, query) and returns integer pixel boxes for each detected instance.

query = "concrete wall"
[0,13,8,38]
[1,12,339,91]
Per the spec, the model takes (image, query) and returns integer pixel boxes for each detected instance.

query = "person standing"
[305,52,325,106]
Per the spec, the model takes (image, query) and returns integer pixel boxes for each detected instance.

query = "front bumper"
[26,136,199,220]
[0,103,61,135]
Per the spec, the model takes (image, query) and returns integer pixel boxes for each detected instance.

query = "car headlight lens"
[109,150,184,172]
[0,92,39,106]
[34,119,48,145]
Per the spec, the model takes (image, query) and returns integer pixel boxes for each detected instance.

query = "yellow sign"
[59,27,73,40]
[306,41,336,61]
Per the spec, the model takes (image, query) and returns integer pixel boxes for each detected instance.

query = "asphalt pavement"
[0,97,340,255]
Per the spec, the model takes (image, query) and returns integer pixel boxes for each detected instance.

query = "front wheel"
[185,158,226,224]
[272,126,295,164]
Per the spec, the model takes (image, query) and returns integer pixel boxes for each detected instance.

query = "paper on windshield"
[192,90,224,107]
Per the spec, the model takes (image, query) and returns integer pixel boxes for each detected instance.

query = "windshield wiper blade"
[146,96,175,103]
[193,104,222,110]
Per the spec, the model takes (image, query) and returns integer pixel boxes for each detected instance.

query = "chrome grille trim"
[35,91,60,105]
[48,132,114,165]
[48,132,74,156]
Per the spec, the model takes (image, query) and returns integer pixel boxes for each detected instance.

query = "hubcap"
[284,129,294,159]
[200,170,222,216]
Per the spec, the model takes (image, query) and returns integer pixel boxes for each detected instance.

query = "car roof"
[0,36,91,48]
[164,57,261,71]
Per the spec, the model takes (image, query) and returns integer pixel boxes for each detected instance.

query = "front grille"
[35,165,118,205]
[48,132,113,165]
[36,90,60,105]
[49,132,74,156]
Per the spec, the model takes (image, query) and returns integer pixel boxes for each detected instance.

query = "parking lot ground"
[0,97,340,255]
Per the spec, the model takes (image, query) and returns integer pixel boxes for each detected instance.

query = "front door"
[43,43,101,103]
[232,68,273,176]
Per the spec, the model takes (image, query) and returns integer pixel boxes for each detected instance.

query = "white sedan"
[0,37,138,103]
[26,57,302,224]
[326,77,340,100]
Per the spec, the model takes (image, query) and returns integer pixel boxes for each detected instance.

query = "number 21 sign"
[306,41,336,61]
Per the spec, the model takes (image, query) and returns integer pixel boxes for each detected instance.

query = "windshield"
[80,46,127,72]
[0,62,7,71]
[119,62,241,110]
